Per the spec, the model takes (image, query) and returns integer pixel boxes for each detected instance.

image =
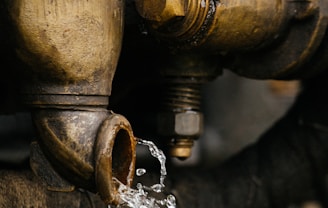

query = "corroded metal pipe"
[7,0,136,205]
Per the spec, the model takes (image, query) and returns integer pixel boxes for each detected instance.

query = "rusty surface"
[95,114,137,204]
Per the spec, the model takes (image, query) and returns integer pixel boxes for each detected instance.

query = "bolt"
[157,82,203,159]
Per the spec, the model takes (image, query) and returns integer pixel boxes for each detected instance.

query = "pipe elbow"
[30,110,136,205]
[8,0,132,205]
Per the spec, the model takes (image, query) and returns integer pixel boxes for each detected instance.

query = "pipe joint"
[30,110,136,205]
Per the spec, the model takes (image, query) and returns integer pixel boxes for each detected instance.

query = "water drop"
[166,194,176,207]
[150,184,163,193]
[136,168,147,176]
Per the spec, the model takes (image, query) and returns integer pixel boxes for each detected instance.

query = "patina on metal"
[7,0,136,205]
[135,0,328,79]
[30,110,136,205]
[133,0,328,159]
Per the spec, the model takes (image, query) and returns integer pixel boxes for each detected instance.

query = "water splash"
[108,138,177,208]
[137,138,167,192]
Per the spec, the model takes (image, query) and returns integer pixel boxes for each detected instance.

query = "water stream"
[109,138,177,208]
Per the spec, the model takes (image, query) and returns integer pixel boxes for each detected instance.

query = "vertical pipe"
[7,0,136,205]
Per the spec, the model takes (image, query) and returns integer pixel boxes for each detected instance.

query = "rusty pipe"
[7,0,136,205]
[95,113,136,204]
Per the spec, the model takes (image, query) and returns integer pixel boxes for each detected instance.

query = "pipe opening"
[112,128,133,185]
[95,114,136,204]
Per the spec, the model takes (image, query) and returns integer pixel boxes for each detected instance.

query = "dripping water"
[108,137,177,208]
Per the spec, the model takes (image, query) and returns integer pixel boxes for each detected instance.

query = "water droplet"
[136,183,143,190]
[166,194,176,207]
[136,168,147,176]
[151,184,163,193]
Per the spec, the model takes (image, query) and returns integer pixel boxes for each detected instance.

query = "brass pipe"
[136,0,328,79]
[9,0,123,96]
[31,110,136,205]
[136,0,289,49]
[133,0,328,159]
[7,0,136,205]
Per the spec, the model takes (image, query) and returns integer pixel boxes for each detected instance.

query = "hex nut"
[158,111,203,137]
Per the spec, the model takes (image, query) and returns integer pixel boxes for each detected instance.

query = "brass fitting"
[137,0,289,50]
[168,138,195,159]
[158,111,203,159]
[136,0,328,79]
[135,0,185,28]
[8,0,135,205]
[136,0,215,44]
[30,111,136,205]
[157,53,220,159]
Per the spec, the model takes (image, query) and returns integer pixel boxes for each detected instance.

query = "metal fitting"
[167,138,195,159]
[30,110,137,205]
[158,110,203,159]
[135,0,185,27]
[156,53,220,160]
[136,0,328,79]
[158,111,203,137]
[8,0,134,205]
